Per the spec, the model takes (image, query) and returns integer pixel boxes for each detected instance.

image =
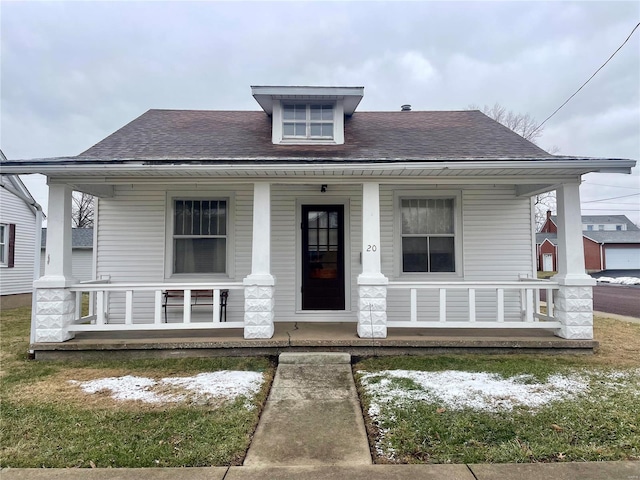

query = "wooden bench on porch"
[163,289,229,323]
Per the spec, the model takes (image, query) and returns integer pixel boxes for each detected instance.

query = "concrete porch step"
[278,352,351,364]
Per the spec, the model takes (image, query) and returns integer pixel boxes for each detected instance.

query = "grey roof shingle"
[41,228,93,249]
[77,109,553,161]
[549,215,639,231]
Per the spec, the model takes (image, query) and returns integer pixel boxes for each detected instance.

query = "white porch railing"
[69,281,245,332]
[386,279,559,328]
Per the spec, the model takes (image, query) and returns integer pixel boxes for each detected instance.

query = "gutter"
[0,158,636,175]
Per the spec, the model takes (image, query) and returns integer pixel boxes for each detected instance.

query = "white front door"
[543,253,554,272]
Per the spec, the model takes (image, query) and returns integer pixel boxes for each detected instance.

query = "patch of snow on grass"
[360,370,589,412]
[71,371,264,405]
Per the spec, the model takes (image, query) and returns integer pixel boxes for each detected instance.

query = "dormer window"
[251,85,364,146]
[283,104,334,139]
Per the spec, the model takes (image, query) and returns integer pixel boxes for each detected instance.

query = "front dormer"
[251,86,364,145]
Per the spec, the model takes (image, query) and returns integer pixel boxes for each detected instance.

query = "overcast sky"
[2,1,639,224]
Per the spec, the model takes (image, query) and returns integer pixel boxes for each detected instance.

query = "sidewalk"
[2,462,638,479]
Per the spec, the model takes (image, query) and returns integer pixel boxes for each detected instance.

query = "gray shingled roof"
[536,231,640,245]
[584,231,640,244]
[76,109,553,161]
[549,215,639,231]
[41,228,93,249]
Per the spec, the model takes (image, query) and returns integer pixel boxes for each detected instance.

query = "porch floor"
[32,323,598,360]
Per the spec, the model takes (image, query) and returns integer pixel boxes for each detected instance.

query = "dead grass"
[591,315,640,366]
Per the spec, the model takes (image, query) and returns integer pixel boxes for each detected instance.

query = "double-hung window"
[173,200,227,274]
[401,198,455,273]
[0,224,7,266]
[0,223,14,268]
[283,104,334,139]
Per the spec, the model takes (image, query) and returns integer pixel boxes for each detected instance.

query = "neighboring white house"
[40,228,94,282]
[1,85,636,345]
[0,150,44,308]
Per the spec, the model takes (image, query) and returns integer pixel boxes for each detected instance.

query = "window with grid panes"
[173,200,226,274]
[401,198,455,273]
[283,104,334,139]
[0,224,7,265]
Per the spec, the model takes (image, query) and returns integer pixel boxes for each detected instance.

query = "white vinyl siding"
[93,182,535,325]
[0,185,36,295]
[95,184,252,324]
[382,185,534,323]
[40,249,93,282]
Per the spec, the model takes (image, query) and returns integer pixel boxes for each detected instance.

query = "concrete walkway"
[2,462,638,479]
[243,352,371,466]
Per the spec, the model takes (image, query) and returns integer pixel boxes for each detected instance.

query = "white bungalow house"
[1,86,636,345]
[0,149,44,309]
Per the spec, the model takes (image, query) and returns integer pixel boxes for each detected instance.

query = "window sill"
[394,272,463,281]
[278,139,337,146]
[166,274,231,282]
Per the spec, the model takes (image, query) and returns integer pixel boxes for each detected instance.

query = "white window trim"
[0,223,8,267]
[272,99,345,145]
[393,189,463,279]
[164,191,235,280]
[294,197,352,314]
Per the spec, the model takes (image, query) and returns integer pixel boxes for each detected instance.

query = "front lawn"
[0,306,275,468]
[355,316,640,464]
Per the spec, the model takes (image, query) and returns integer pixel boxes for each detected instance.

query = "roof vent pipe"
[401,104,411,111]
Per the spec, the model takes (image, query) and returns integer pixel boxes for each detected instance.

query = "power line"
[530,21,640,137]
[581,208,640,211]
[583,193,640,203]
[583,182,640,190]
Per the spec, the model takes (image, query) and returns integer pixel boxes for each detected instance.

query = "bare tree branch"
[467,103,558,228]
[534,192,557,230]
[72,192,94,228]
[468,103,543,144]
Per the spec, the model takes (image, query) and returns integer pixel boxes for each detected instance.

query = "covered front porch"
[33,169,599,349]
[30,321,598,360]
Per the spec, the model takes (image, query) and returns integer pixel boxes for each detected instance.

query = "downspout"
[29,204,43,358]
[600,243,604,271]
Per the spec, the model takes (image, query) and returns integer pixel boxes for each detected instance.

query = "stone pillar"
[33,183,77,342]
[552,183,596,340]
[357,182,389,338]
[243,182,275,339]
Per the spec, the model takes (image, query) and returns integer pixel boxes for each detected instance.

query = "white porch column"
[357,182,389,338]
[33,183,77,342]
[552,182,596,340]
[243,182,275,339]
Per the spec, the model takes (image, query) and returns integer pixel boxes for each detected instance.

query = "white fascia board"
[251,86,364,115]
[3,157,635,175]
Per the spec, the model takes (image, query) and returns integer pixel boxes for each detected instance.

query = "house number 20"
[366,245,377,252]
